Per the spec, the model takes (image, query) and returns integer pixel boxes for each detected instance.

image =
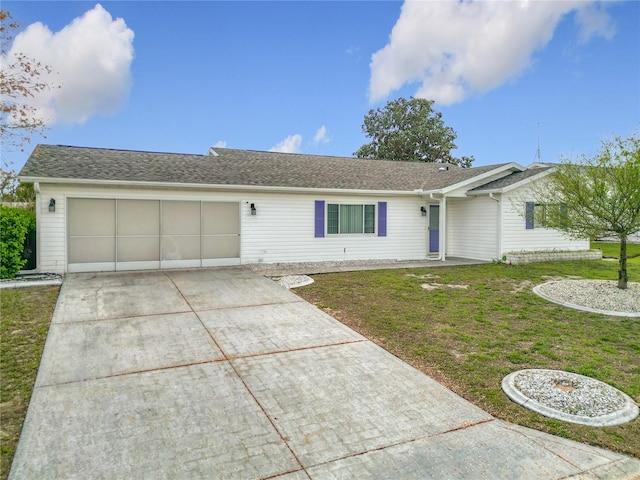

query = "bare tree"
[529,134,640,289]
[1,9,57,202]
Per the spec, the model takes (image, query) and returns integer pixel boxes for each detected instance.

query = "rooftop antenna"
[534,122,542,162]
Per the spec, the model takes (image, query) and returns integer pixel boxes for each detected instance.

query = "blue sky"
[3,1,639,172]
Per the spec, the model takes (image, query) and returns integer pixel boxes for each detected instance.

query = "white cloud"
[269,134,302,153]
[575,3,616,43]
[313,125,329,145]
[369,1,615,105]
[6,4,134,124]
[212,140,227,148]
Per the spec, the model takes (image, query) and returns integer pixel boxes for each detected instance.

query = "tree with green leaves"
[354,97,474,168]
[529,134,640,289]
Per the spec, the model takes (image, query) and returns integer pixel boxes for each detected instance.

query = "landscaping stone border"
[0,273,64,289]
[506,250,602,265]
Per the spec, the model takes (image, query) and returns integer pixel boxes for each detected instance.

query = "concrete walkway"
[10,268,640,479]
[246,257,486,277]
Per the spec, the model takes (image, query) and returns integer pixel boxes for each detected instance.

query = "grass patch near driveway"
[296,259,639,459]
[0,286,59,479]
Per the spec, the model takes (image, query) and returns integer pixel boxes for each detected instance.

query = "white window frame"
[327,203,376,235]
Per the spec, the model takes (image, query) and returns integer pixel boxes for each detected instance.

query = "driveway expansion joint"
[226,338,370,361]
[432,417,496,436]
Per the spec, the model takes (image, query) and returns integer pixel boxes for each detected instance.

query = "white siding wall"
[37,185,68,273]
[500,186,589,254]
[446,197,499,261]
[242,192,427,263]
[37,184,429,273]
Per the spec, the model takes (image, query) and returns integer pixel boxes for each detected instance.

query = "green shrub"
[0,206,35,279]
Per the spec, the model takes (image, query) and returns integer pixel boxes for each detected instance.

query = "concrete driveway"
[10,268,640,479]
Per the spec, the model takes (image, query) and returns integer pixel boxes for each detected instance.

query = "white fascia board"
[413,189,444,196]
[439,162,525,195]
[20,176,420,197]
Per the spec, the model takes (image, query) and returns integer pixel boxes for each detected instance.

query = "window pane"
[534,203,546,228]
[340,204,363,234]
[364,204,375,233]
[327,204,339,234]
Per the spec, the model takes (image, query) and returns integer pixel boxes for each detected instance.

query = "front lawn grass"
[592,241,640,265]
[296,258,639,459]
[0,286,59,479]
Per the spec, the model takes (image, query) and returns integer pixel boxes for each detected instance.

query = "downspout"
[489,193,502,260]
[441,196,446,261]
[34,182,41,273]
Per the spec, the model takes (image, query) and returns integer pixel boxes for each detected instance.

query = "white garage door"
[67,199,240,272]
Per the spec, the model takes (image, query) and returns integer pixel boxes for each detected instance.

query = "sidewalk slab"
[37,312,223,385]
[168,267,303,310]
[198,301,366,357]
[54,271,190,322]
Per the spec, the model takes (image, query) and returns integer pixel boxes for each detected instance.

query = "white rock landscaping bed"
[502,369,638,426]
[276,275,315,289]
[534,279,640,317]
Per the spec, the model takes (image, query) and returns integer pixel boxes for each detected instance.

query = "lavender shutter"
[314,200,325,238]
[525,202,534,229]
[378,201,387,237]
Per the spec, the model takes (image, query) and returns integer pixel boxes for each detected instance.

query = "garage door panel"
[118,237,160,262]
[68,199,115,236]
[69,237,115,263]
[118,200,159,236]
[162,235,200,261]
[202,202,239,235]
[162,201,200,235]
[202,235,240,259]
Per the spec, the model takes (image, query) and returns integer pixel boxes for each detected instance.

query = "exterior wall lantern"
[49,198,56,212]
[250,203,257,216]
[420,206,427,216]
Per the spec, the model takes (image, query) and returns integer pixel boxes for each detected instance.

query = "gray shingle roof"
[468,167,552,193]
[20,145,510,192]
